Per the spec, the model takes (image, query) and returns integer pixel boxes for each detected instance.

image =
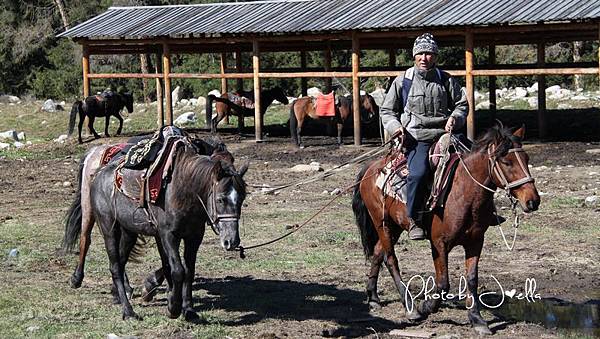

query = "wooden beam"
[352,31,361,145]
[170,73,254,79]
[253,40,262,141]
[155,53,164,128]
[537,42,547,140]
[82,44,90,97]
[489,44,496,119]
[87,73,163,79]
[471,68,598,76]
[465,28,475,141]
[162,43,173,126]
[598,23,600,90]
[220,53,228,94]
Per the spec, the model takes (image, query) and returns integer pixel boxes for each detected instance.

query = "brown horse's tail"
[62,152,85,252]
[68,100,83,136]
[352,162,379,258]
[289,102,298,144]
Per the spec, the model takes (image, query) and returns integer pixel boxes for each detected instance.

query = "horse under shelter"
[58,0,600,144]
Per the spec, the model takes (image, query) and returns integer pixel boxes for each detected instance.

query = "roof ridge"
[109,0,317,10]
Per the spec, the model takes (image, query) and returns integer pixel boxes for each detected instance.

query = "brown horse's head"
[360,94,379,124]
[474,124,540,213]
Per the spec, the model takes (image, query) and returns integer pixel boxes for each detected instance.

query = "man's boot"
[408,218,426,240]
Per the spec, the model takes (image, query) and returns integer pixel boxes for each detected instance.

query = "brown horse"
[206,87,289,134]
[289,94,379,147]
[352,125,540,335]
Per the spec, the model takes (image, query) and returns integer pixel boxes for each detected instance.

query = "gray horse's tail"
[62,152,85,252]
[68,100,83,136]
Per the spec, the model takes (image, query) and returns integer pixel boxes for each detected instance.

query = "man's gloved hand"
[391,127,404,140]
[445,116,456,132]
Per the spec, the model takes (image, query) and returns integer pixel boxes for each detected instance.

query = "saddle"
[100,143,129,166]
[227,92,255,109]
[315,92,336,117]
[116,127,187,205]
[376,133,463,210]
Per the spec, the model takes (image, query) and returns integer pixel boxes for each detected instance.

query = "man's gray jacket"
[380,66,468,142]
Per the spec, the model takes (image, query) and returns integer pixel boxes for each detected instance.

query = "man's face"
[414,52,437,70]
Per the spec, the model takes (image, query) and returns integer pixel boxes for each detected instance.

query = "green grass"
[545,196,583,209]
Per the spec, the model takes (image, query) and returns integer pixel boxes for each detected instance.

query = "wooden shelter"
[59,0,600,143]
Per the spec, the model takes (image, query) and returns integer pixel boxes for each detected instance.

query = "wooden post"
[352,31,361,145]
[220,52,229,125]
[537,42,547,139]
[489,44,497,120]
[598,23,600,89]
[388,48,396,68]
[155,53,164,128]
[253,40,262,141]
[324,43,332,93]
[162,42,173,125]
[235,49,243,91]
[82,44,90,97]
[300,51,307,96]
[465,28,475,141]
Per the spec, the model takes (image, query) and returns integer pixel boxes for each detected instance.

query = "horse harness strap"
[488,146,535,191]
[197,180,241,237]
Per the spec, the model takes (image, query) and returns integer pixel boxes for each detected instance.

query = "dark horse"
[62,135,232,298]
[289,94,379,147]
[352,125,540,335]
[68,92,134,143]
[90,141,247,320]
[206,87,289,134]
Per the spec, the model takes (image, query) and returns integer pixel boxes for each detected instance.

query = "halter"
[487,145,535,192]
[196,180,241,236]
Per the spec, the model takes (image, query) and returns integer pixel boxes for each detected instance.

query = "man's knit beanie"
[412,33,438,57]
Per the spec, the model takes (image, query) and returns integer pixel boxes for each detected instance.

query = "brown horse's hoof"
[406,309,425,322]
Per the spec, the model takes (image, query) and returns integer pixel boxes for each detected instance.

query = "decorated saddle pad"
[227,92,255,109]
[100,143,129,166]
[315,92,336,117]
[375,153,409,203]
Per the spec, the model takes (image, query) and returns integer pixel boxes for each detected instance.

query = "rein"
[196,180,241,237]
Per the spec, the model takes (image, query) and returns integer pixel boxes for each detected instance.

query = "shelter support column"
[162,42,173,125]
[465,28,475,141]
[235,49,243,91]
[82,44,90,97]
[489,45,497,120]
[537,42,547,139]
[155,54,164,127]
[253,40,262,141]
[325,43,332,93]
[300,51,307,96]
[221,52,229,124]
[352,31,361,145]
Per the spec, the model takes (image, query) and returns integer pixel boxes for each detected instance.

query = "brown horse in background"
[289,94,379,148]
[352,125,540,335]
[206,87,289,134]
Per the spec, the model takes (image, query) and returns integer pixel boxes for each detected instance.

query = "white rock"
[528,82,538,93]
[584,195,598,206]
[474,90,485,101]
[585,149,600,154]
[13,141,24,148]
[514,87,528,98]
[62,181,72,187]
[533,165,548,171]
[307,87,322,97]
[330,188,342,195]
[189,98,198,106]
[557,103,570,109]
[572,95,588,101]
[289,162,323,172]
[173,112,196,126]
[0,95,20,103]
[589,172,599,176]
[171,86,183,103]
[475,101,490,110]
[322,190,329,194]
[527,97,538,108]
[0,130,17,141]
[179,98,189,106]
[545,85,562,96]
[17,132,25,141]
[55,134,68,143]
[208,89,222,98]
[41,99,58,112]
[0,142,10,149]
[196,96,207,107]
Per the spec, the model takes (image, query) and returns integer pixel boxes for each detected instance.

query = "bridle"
[487,144,535,192]
[196,179,241,236]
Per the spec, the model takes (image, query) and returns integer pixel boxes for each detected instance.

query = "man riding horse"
[379,33,468,240]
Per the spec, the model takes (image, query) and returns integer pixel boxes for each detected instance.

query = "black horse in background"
[68,91,134,143]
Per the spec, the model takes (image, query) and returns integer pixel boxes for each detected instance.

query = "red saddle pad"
[316,92,336,117]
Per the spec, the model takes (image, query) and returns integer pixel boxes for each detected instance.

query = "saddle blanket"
[315,92,336,117]
[227,92,254,109]
[375,153,409,203]
[101,143,128,166]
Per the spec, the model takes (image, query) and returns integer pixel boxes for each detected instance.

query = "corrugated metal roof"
[59,0,600,39]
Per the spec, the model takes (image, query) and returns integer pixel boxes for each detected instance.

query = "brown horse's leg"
[464,240,492,335]
[379,225,423,321]
[336,122,343,145]
[366,241,385,308]
[115,113,124,135]
[418,241,449,317]
[88,116,101,139]
[296,116,304,148]
[70,220,93,288]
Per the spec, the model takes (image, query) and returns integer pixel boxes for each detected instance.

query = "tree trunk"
[53,0,69,30]
[573,41,583,90]
[140,53,150,103]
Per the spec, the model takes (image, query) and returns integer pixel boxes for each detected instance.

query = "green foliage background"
[0,0,597,101]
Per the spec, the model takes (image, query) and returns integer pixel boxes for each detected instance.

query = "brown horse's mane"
[471,125,522,158]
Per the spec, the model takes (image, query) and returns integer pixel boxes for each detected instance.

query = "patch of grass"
[545,196,583,209]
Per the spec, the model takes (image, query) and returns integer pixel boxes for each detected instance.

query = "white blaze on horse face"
[227,186,239,207]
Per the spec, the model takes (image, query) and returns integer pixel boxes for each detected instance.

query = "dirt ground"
[1,131,599,338]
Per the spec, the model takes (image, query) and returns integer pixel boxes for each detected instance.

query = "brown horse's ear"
[211,160,225,181]
[513,124,526,139]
